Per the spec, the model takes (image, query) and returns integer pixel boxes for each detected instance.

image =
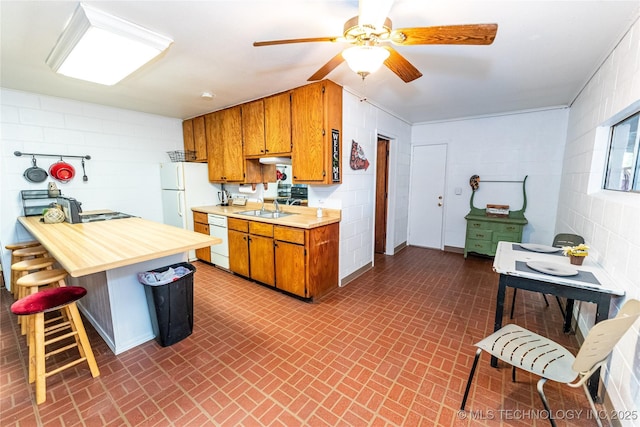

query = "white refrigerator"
[160,162,219,260]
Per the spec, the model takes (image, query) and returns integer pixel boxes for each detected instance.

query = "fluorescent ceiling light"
[46,3,173,85]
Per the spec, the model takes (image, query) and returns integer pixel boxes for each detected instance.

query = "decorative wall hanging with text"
[350,140,369,171]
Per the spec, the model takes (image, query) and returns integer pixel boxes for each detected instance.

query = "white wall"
[411,108,569,248]
[311,89,412,281]
[0,88,187,286]
[557,16,640,423]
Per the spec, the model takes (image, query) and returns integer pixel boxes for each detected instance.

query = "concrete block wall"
[0,88,184,286]
[557,16,640,423]
[411,108,569,248]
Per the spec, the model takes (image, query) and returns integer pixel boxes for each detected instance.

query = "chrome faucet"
[258,198,264,212]
[273,199,280,213]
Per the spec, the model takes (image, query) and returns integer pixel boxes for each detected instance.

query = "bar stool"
[15,269,68,335]
[6,241,42,292]
[11,258,57,331]
[9,245,50,298]
[10,286,100,404]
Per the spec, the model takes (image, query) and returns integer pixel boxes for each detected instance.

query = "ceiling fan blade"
[254,36,340,47]
[382,46,422,83]
[308,52,346,81]
[391,24,498,46]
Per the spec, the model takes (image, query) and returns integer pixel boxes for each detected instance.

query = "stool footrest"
[45,320,72,335]
[45,357,87,378]
[45,342,79,358]
[45,330,78,346]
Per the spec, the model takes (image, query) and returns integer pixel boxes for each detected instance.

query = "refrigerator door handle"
[176,166,183,190]
[177,192,184,217]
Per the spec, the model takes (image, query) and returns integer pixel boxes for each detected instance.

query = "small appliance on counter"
[56,196,135,223]
[57,196,82,223]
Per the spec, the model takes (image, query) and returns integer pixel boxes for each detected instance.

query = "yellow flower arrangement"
[562,244,589,257]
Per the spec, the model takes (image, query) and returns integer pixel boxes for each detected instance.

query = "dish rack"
[21,190,60,216]
[166,150,196,162]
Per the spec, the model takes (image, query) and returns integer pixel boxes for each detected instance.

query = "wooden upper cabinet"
[243,93,292,158]
[264,91,292,155]
[205,107,244,183]
[291,80,342,184]
[242,99,266,157]
[182,116,207,162]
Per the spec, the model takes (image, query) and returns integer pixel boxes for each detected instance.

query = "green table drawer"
[466,239,493,254]
[495,223,522,233]
[467,229,493,240]
[493,232,520,243]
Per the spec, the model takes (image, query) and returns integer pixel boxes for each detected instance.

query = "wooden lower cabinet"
[193,212,211,262]
[228,217,339,299]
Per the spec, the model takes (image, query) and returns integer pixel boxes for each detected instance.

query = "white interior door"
[408,144,447,249]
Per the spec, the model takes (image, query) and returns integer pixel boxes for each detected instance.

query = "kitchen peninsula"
[18,216,221,355]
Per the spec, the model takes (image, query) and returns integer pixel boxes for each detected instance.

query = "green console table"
[464,176,528,258]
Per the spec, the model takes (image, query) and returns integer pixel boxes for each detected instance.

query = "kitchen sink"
[237,209,295,219]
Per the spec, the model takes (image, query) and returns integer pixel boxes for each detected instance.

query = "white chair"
[461,299,640,427]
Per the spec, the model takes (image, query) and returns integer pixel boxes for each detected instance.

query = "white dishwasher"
[208,214,229,269]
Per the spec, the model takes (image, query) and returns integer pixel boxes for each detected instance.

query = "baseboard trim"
[394,242,407,253]
[340,262,373,287]
[444,245,464,254]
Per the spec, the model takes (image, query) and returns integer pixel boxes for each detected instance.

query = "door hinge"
[322,129,326,136]
[304,248,307,256]
[322,170,326,176]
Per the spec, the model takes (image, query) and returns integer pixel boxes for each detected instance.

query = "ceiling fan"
[253,0,497,83]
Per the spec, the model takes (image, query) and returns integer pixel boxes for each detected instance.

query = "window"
[604,111,640,192]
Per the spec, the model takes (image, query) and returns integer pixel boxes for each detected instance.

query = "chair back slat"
[573,300,640,372]
[552,233,584,248]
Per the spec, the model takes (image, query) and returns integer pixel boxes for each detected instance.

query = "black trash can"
[138,262,195,347]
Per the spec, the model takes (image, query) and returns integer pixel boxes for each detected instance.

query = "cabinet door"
[228,230,250,277]
[265,92,291,155]
[242,99,265,157]
[193,221,211,262]
[222,106,245,182]
[182,119,195,156]
[291,82,325,182]
[249,235,275,286]
[275,241,306,297]
[192,115,207,162]
[205,111,225,182]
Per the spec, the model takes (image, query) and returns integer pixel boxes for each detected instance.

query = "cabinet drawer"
[467,220,488,230]
[193,222,209,234]
[193,211,208,224]
[495,223,522,233]
[466,239,493,254]
[274,226,305,245]
[467,229,493,241]
[493,232,520,243]
[249,221,274,237]
[228,218,249,232]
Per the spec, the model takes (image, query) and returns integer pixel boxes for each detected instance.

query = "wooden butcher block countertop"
[18,216,221,277]
[192,202,340,229]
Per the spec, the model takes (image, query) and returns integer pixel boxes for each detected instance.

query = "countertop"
[18,216,221,277]
[192,202,340,229]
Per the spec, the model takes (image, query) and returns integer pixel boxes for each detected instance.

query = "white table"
[492,241,625,398]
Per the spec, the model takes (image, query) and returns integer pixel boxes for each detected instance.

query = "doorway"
[408,144,447,249]
[375,137,390,254]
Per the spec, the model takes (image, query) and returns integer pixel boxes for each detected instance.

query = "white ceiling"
[1,1,638,124]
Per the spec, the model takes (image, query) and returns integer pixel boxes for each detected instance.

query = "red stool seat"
[11,286,86,316]
[10,286,99,404]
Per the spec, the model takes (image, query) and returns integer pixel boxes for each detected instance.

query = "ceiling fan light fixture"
[46,3,173,86]
[342,45,390,79]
